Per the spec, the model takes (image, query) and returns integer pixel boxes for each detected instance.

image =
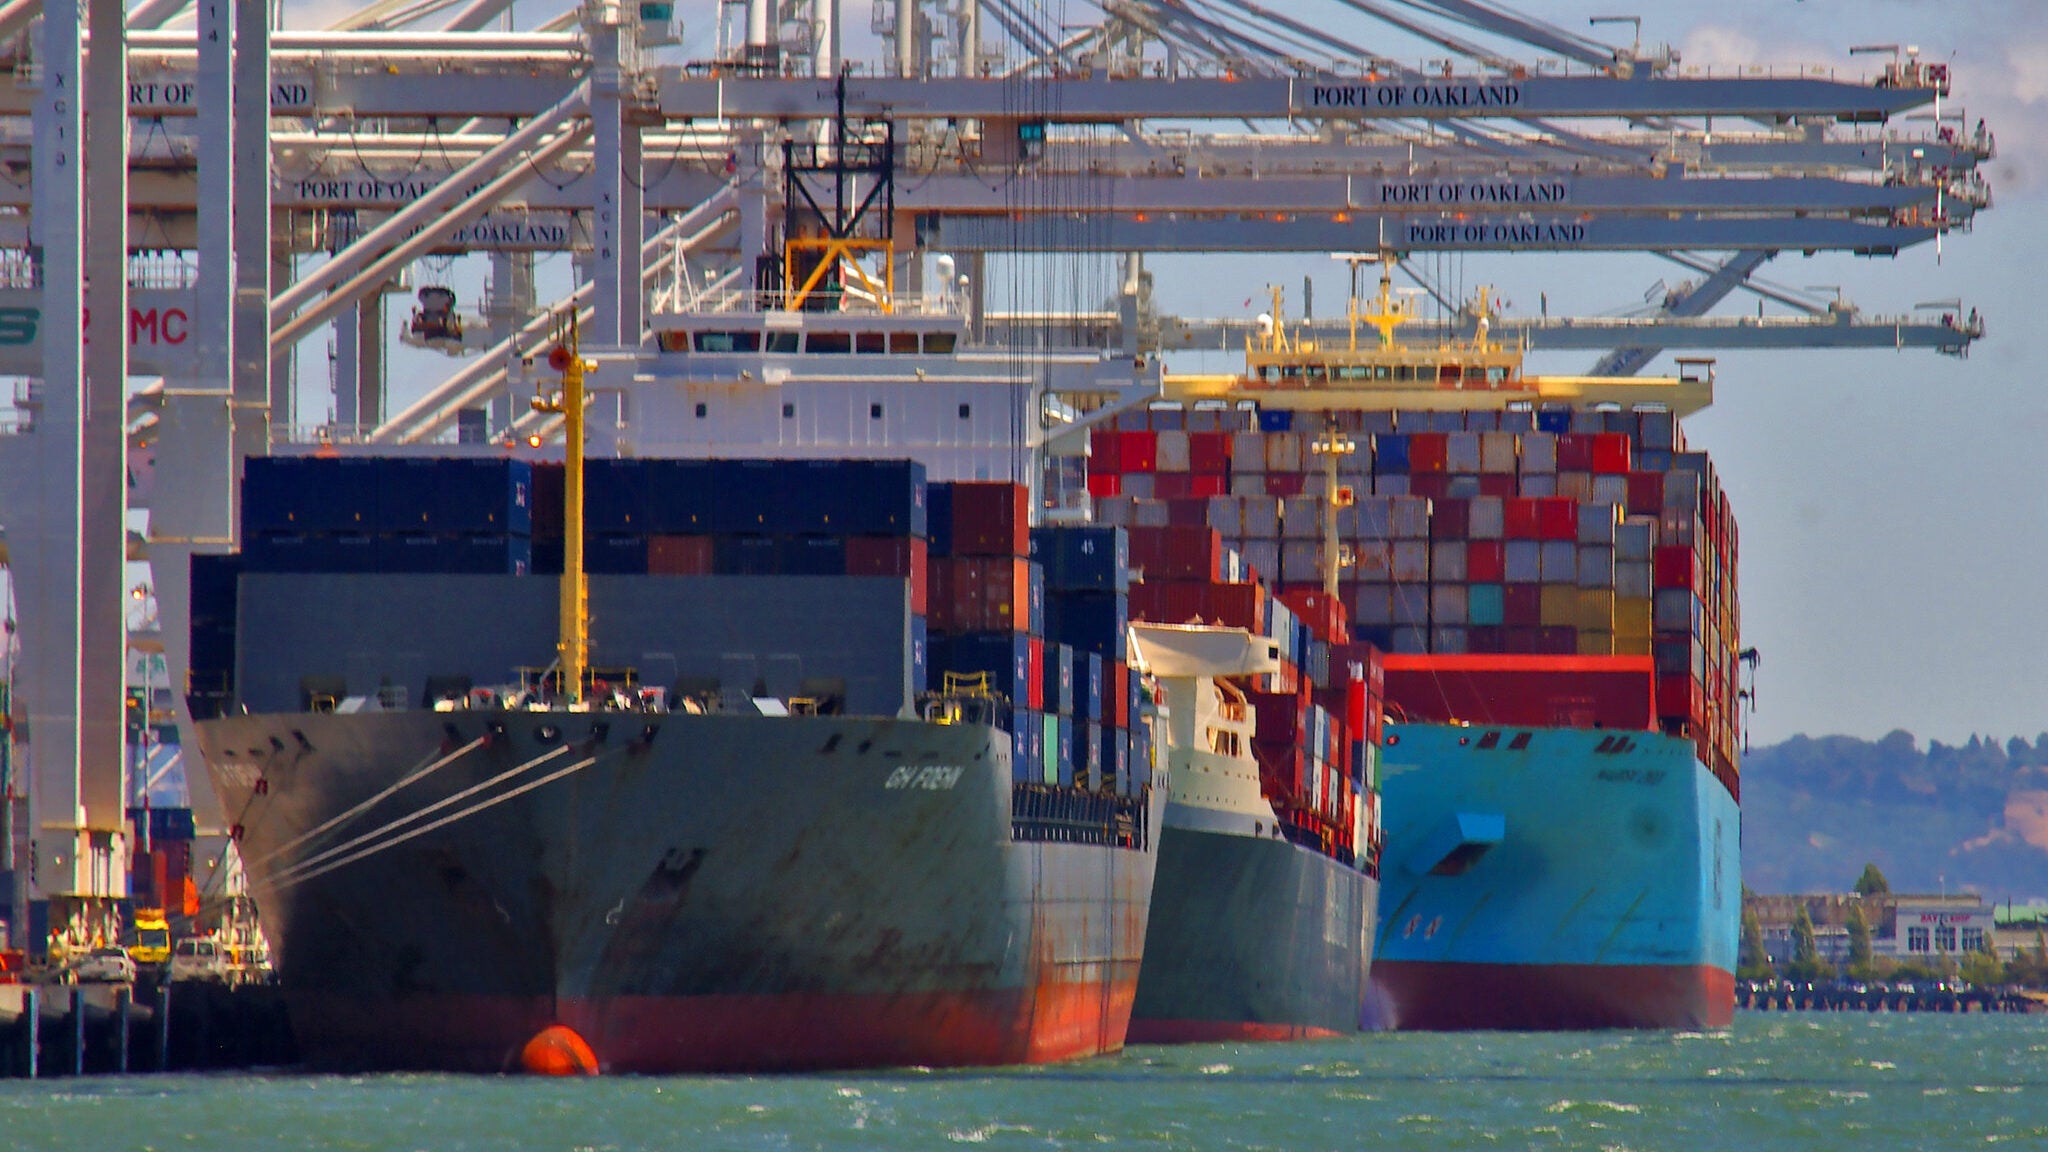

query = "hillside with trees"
[1740,731,2048,901]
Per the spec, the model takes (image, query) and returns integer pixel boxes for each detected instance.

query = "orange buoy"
[519,1024,599,1076]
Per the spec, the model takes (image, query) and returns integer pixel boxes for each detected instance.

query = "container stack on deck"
[1092,470,1383,869]
[241,456,534,575]
[126,806,197,915]
[1090,401,1735,799]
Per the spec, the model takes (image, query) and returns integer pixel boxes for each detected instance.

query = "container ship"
[1084,268,1741,1030]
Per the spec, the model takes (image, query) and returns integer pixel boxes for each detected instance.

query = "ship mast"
[533,312,592,704]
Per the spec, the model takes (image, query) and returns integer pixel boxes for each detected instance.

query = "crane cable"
[247,735,486,871]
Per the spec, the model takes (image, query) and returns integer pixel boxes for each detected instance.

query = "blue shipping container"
[1075,651,1104,721]
[1044,642,1074,716]
[242,456,380,534]
[1083,719,1103,789]
[377,457,442,533]
[1257,408,1293,432]
[189,552,242,623]
[911,615,929,697]
[937,631,1032,706]
[434,458,534,536]
[641,459,716,533]
[1046,591,1128,661]
[776,535,847,576]
[1536,409,1573,435]
[710,459,785,534]
[585,460,651,533]
[844,460,928,537]
[586,533,649,575]
[713,535,778,575]
[779,460,854,534]
[243,531,378,574]
[927,483,955,556]
[1057,716,1076,788]
[442,533,532,575]
[1374,434,1410,474]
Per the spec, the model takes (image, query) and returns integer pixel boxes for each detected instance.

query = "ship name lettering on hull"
[885,765,965,790]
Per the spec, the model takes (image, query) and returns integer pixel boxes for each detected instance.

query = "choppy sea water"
[4,1013,2046,1150]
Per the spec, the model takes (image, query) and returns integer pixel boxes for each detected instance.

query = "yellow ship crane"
[531,312,594,704]
[1163,253,1715,416]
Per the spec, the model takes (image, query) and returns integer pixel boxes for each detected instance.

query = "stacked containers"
[1091,402,1741,797]
[1031,524,1143,796]
[241,456,534,575]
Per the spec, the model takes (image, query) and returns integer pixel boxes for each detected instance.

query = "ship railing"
[1010,783,1150,852]
[653,287,970,319]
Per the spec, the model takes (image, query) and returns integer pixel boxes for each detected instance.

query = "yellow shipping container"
[1540,585,1579,627]
[1577,629,1615,657]
[1615,597,1653,637]
[1576,589,1615,632]
[1615,632,1652,657]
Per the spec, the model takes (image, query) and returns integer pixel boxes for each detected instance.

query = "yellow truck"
[128,908,173,969]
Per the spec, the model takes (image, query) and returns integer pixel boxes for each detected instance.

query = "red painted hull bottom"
[289,981,1140,1073]
[1371,962,1735,1031]
[1126,1019,1346,1044]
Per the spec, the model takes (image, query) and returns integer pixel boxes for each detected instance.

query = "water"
[5,1014,2046,1150]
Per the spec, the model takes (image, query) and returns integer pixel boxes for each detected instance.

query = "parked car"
[73,947,138,984]
[169,937,229,983]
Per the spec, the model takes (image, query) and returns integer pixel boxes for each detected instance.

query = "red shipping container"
[1208,582,1266,632]
[1120,431,1158,473]
[1467,540,1505,583]
[1656,673,1704,721]
[950,482,1030,557]
[1154,473,1194,501]
[1164,497,1210,528]
[1409,432,1449,473]
[1407,472,1451,502]
[1090,428,1122,473]
[1555,433,1594,472]
[1188,473,1228,499]
[648,535,714,575]
[1504,497,1542,539]
[1264,472,1307,498]
[1028,637,1045,710]
[1503,584,1542,627]
[1163,580,1208,624]
[1592,433,1633,474]
[1432,498,1471,540]
[1086,472,1121,499]
[845,536,929,615]
[975,557,1033,632]
[1625,471,1663,517]
[1279,587,1350,645]
[1466,624,1507,653]
[1382,654,1656,730]
[1654,545,1699,591]
[1478,474,1517,499]
[1162,526,1223,580]
[1112,662,1131,728]
[1535,626,1577,654]
[1189,431,1233,473]
[1127,581,1168,623]
[1538,497,1577,541]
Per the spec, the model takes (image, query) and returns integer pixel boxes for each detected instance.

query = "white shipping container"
[1283,496,1324,540]
[1479,431,1519,473]
[1556,472,1593,502]
[1122,473,1156,500]
[1241,494,1282,537]
[1446,475,1483,500]
[1577,545,1616,589]
[1540,539,1577,583]
[1390,496,1432,539]
[1231,472,1268,497]
[1578,501,1619,546]
[1352,540,1394,580]
[1521,474,1557,497]
[1446,432,1482,473]
[1134,498,1171,528]
[1591,473,1629,507]
[1616,561,1653,599]
[1281,539,1324,583]
[1392,586,1429,626]
[1505,540,1542,583]
[1431,584,1469,625]
[1654,588,1700,633]
[1355,496,1392,539]
[1392,626,1429,654]
[1617,516,1657,561]
[1373,474,1411,497]
[1224,431,1260,473]
[1432,541,1469,582]
[1207,495,1243,537]
[1241,539,1281,582]
[1155,430,1191,472]
[1468,496,1505,539]
[1266,433,1305,473]
[1095,495,1137,526]
[1520,433,1558,474]
[1431,625,1469,654]
[1354,583,1394,626]
[1391,540,1431,582]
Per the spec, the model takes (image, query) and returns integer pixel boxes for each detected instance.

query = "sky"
[6,0,2043,750]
